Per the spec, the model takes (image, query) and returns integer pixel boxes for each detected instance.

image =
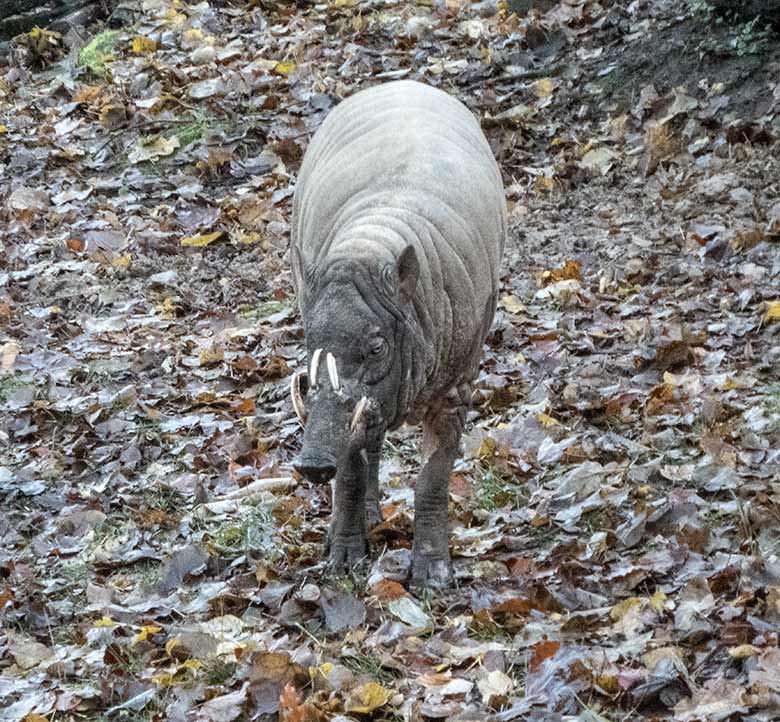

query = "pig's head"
[290,246,419,484]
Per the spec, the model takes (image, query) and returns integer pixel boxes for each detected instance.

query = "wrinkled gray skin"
[290,80,506,586]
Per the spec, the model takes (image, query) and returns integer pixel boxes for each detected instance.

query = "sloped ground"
[1,1,780,721]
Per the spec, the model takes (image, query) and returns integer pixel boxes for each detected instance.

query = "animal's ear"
[396,245,419,302]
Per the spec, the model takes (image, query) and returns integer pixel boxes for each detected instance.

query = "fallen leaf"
[128,135,180,163]
[535,77,554,97]
[132,36,157,54]
[181,231,223,247]
[477,670,514,705]
[345,682,393,713]
[275,60,297,75]
[370,579,409,601]
[387,596,432,633]
[7,631,54,670]
[763,301,780,324]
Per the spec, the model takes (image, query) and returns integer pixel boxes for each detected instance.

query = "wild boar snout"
[293,451,338,484]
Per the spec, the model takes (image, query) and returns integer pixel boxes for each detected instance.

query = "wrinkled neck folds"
[308,258,406,328]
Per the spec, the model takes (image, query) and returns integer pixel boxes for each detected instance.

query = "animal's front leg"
[365,429,384,528]
[327,397,382,572]
[411,385,468,588]
[328,448,369,571]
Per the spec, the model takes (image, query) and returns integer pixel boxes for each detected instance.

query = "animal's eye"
[368,339,386,357]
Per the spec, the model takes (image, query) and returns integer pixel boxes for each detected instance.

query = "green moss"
[238,300,287,320]
[0,374,33,404]
[78,30,122,75]
[174,122,206,147]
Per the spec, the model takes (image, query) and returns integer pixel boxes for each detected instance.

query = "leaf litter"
[1,0,780,720]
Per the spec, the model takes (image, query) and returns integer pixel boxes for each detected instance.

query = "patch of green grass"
[507,0,550,13]
[203,659,237,685]
[238,300,288,321]
[61,559,90,586]
[474,467,524,511]
[78,30,122,74]
[210,503,281,560]
[693,2,774,57]
[0,374,33,404]
[52,624,82,646]
[135,560,164,592]
[764,383,780,417]
[593,69,623,98]
[342,651,399,686]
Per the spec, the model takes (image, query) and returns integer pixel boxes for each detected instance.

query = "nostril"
[293,455,337,484]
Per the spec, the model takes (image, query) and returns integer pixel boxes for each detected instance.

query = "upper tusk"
[290,371,307,426]
[350,396,369,432]
[310,348,322,388]
[326,352,340,391]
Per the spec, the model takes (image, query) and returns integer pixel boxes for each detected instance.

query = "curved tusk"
[326,352,340,391]
[290,371,307,426]
[310,348,322,388]
[350,396,369,432]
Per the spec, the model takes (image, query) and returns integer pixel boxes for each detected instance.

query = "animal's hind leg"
[411,383,469,587]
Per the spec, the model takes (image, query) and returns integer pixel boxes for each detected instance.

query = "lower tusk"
[290,371,307,426]
[326,352,340,391]
[350,396,369,432]
[310,348,322,388]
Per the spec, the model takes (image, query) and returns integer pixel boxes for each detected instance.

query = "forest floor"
[1,1,780,720]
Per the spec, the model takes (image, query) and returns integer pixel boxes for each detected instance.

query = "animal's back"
[292,81,506,419]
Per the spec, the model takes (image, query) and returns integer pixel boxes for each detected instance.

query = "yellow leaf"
[0,125,7,133]
[535,78,554,97]
[331,0,359,5]
[132,36,157,54]
[477,436,496,460]
[199,343,224,366]
[728,644,761,659]
[534,175,555,194]
[1,340,20,371]
[152,672,176,687]
[182,658,202,671]
[180,231,223,247]
[165,638,182,657]
[234,230,264,245]
[135,625,162,642]
[165,8,187,24]
[649,590,667,613]
[112,253,132,268]
[536,412,558,428]
[94,615,117,628]
[764,300,780,324]
[22,715,49,722]
[610,597,643,622]
[274,60,297,76]
[499,294,525,314]
[157,296,176,318]
[345,681,393,713]
[183,28,204,44]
